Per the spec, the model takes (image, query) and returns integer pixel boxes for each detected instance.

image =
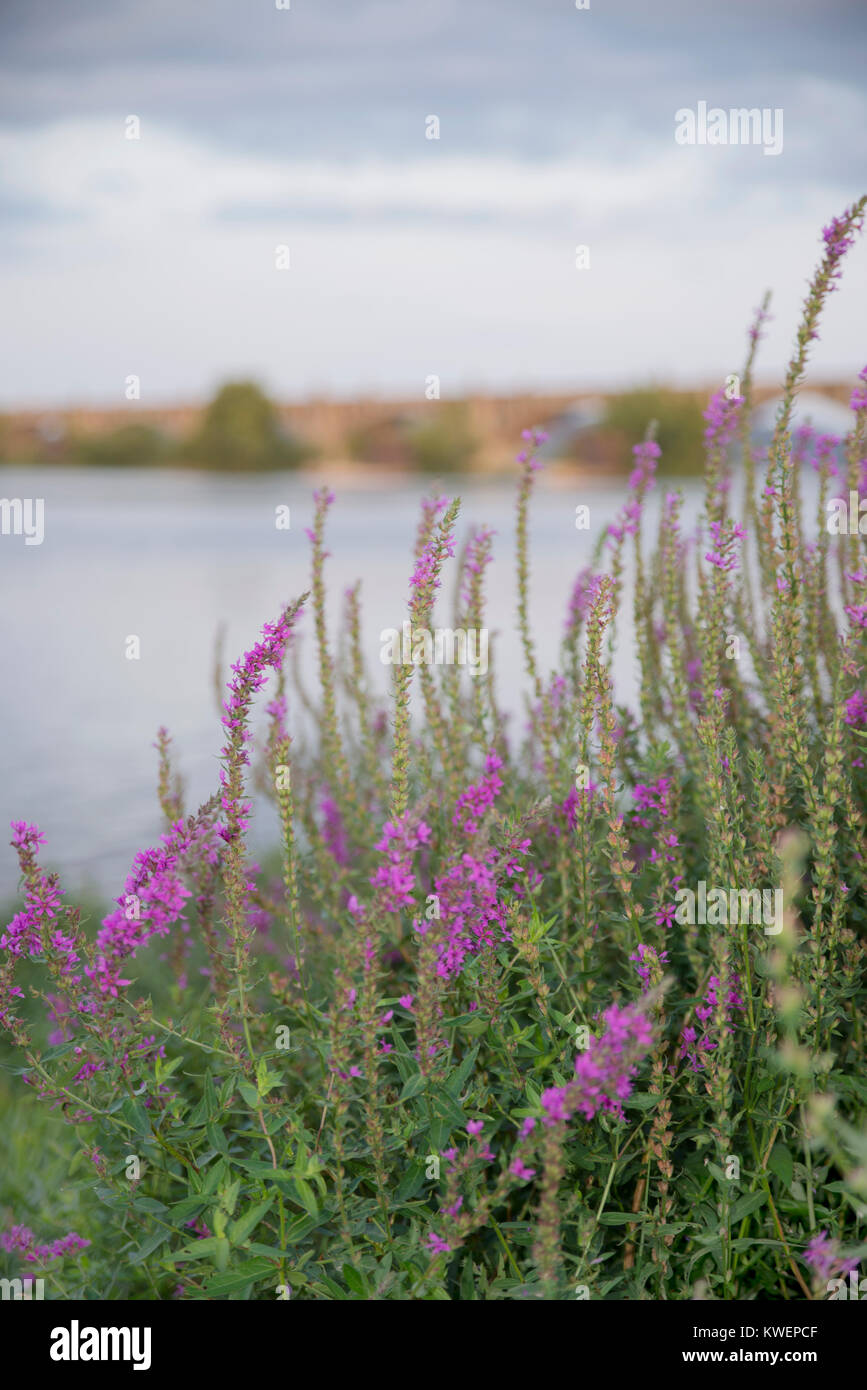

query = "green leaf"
[395,1160,427,1203]
[399,1071,427,1102]
[170,1197,209,1222]
[170,1237,222,1264]
[205,1259,275,1297]
[256,1060,283,1096]
[206,1124,229,1155]
[313,1275,348,1300]
[120,1096,152,1137]
[343,1263,367,1297]
[132,1196,169,1215]
[730,1191,767,1224]
[229,1197,275,1247]
[238,1081,260,1109]
[129,1230,170,1264]
[293,1177,319,1217]
[236,1161,297,1182]
[767,1144,794,1191]
[624,1093,658,1112]
[444,1046,479,1100]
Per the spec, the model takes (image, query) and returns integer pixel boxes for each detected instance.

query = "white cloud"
[0,119,700,228]
[1,119,864,405]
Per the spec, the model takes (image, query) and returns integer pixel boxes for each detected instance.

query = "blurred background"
[0,0,865,899]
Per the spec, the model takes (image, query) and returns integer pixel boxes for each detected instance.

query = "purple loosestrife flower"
[510,1159,536,1181]
[631,775,672,829]
[564,567,595,637]
[409,522,458,624]
[452,750,503,834]
[1,823,65,962]
[184,1217,212,1240]
[679,974,745,1072]
[822,207,865,291]
[320,795,349,866]
[703,388,743,454]
[11,821,46,856]
[844,690,867,727]
[803,1229,859,1283]
[551,781,598,839]
[539,1003,654,1126]
[630,943,669,990]
[704,519,747,573]
[459,526,495,610]
[628,439,661,491]
[850,365,867,413]
[1,823,82,1041]
[371,814,431,911]
[87,817,220,1002]
[516,426,549,469]
[749,299,772,347]
[414,493,449,556]
[219,609,301,848]
[1,1225,90,1264]
[845,601,867,629]
[264,693,288,742]
[218,604,305,984]
[431,834,530,981]
[807,431,841,478]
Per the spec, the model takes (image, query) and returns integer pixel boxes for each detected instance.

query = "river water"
[0,465,707,901]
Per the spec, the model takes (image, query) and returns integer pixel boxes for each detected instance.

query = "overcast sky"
[1,0,865,407]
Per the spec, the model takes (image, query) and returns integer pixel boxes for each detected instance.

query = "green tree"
[602,388,705,476]
[185,381,313,471]
[408,404,477,474]
[72,423,169,467]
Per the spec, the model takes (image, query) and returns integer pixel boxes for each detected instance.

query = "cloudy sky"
[1,0,865,407]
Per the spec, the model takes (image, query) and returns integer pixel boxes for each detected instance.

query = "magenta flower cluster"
[426,757,532,979]
[88,818,220,1001]
[1,1225,90,1264]
[679,973,745,1072]
[1,823,67,966]
[702,388,743,454]
[516,427,549,470]
[803,1229,859,1282]
[631,775,672,830]
[850,364,867,413]
[371,814,431,912]
[607,440,660,546]
[540,1003,654,1125]
[452,750,503,834]
[219,609,299,844]
[460,526,495,610]
[705,519,746,573]
[630,943,669,989]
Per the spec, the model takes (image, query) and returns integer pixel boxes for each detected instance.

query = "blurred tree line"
[0,382,710,475]
[71,382,315,471]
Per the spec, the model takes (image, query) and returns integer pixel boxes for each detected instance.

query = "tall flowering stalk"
[219,598,306,1062]
[515,428,549,701]
[389,498,460,820]
[766,200,865,806]
[532,1003,655,1295]
[583,575,643,949]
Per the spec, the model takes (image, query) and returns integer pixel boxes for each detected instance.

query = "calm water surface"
[0,465,707,901]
